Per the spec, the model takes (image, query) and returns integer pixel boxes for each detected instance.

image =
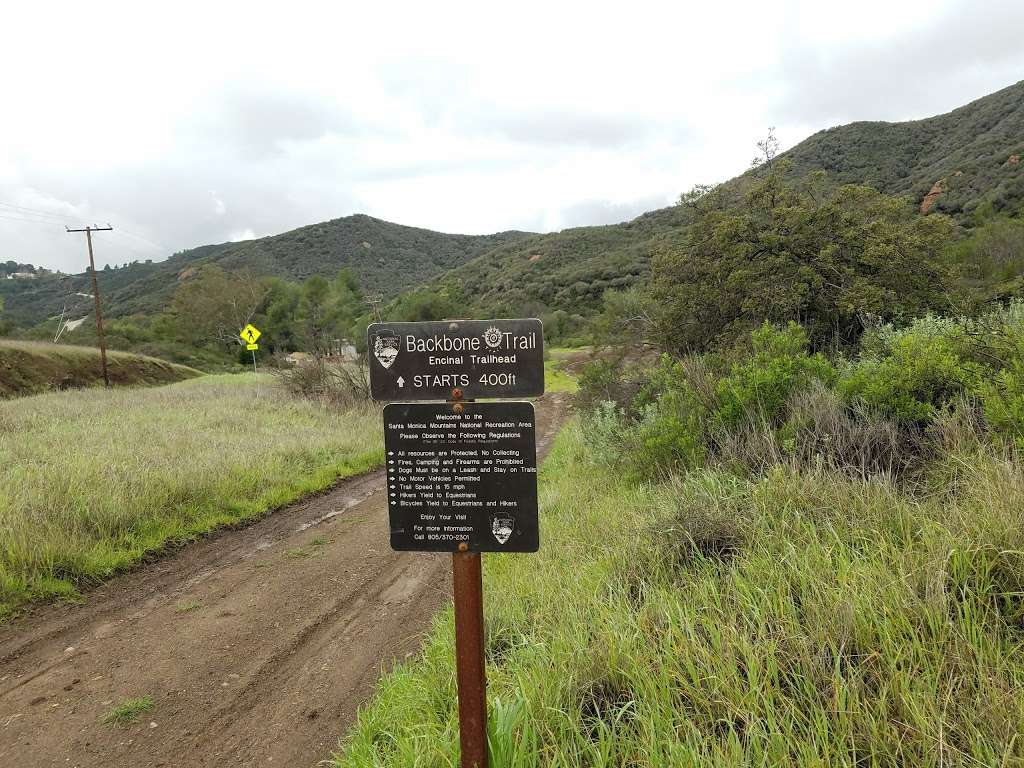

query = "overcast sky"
[2,0,1022,273]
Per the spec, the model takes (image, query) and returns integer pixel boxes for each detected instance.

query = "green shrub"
[715,323,835,428]
[981,360,1024,449]
[839,321,983,423]
[577,355,649,414]
[582,400,627,467]
[630,384,708,477]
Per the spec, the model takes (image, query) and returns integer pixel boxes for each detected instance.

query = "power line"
[0,212,69,227]
[111,227,164,252]
[0,200,167,255]
[0,200,93,225]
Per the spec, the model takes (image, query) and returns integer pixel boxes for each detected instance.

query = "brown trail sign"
[384,402,539,552]
[369,318,544,768]
[367,318,544,401]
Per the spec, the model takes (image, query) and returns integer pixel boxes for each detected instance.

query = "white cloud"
[229,229,256,243]
[0,0,1021,273]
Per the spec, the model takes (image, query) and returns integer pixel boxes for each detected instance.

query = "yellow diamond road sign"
[240,324,262,344]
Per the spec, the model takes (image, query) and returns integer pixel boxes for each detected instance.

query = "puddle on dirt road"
[295,486,381,533]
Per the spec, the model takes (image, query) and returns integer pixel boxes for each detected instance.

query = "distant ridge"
[0,215,533,327]
[431,80,1024,316]
[3,81,1021,328]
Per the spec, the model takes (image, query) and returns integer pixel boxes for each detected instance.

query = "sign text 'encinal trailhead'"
[367,319,544,400]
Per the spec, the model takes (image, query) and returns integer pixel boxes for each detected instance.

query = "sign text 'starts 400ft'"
[367,318,544,401]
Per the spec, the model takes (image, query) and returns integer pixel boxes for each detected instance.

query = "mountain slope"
[435,205,691,317]
[434,80,1024,317]
[0,215,532,328]
[4,81,1021,331]
[780,79,1024,217]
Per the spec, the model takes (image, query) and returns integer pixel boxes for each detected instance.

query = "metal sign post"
[247,343,259,375]
[371,319,544,768]
[453,546,487,767]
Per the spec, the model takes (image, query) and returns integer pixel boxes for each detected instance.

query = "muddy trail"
[0,392,571,768]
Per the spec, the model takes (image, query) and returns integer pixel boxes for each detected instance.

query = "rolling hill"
[779,79,1024,218]
[434,79,1024,317]
[0,215,533,328]
[2,80,1021,332]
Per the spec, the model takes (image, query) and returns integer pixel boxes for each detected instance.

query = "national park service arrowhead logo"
[373,331,400,369]
[491,515,514,545]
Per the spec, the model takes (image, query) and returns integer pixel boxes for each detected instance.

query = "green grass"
[0,339,202,398]
[544,349,580,394]
[175,598,202,613]
[101,696,155,726]
[336,422,1024,766]
[0,374,382,619]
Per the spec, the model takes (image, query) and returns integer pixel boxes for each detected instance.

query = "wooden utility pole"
[67,225,113,387]
[366,294,384,323]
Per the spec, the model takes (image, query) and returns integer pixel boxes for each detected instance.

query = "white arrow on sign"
[397,376,405,388]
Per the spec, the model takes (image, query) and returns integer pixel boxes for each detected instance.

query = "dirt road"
[0,393,569,767]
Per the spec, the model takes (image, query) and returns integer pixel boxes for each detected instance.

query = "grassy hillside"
[0,215,532,328]
[338,308,1024,766]
[0,340,202,398]
[0,374,382,619]
[436,206,689,317]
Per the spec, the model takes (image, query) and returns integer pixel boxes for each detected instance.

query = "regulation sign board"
[384,401,538,552]
[368,319,544,401]
[240,324,262,345]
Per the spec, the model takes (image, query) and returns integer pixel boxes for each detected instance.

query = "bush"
[630,385,708,477]
[581,400,627,468]
[577,356,646,413]
[782,383,922,478]
[581,313,1023,485]
[715,323,835,428]
[839,319,983,423]
[271,357,370,408]
[981,360,1024,449]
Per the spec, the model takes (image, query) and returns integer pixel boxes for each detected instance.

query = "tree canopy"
[651,166,957,353]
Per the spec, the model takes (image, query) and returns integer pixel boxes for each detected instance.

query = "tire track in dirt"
[0,392,570,767]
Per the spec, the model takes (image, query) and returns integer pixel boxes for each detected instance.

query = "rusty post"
[450,386,487,767]
[452,550,487,767]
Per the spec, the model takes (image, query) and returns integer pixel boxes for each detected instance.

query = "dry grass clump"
[271,357,370,408]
